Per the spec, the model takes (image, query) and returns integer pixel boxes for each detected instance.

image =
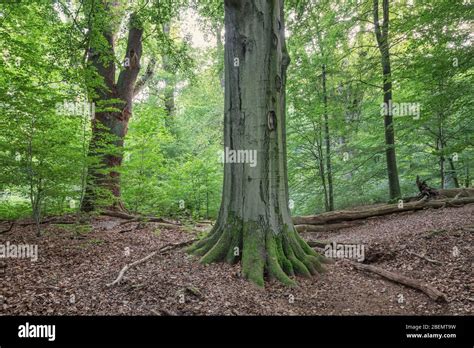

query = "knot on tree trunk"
[267,111,276,131]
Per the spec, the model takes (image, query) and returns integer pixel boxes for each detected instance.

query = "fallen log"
[347,260,447,302]
[293,196,474,226]
[437,188,474,198]
[119,221,178,231]
[197,220,214,225]
[16,217,76,226]
[296,220,366,233]
[102,210,179,225]
[106,239,196,287]
[402,188,473,202]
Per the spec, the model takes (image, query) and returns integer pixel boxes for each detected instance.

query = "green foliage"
[0,0,471,221]
[285,0,473,214]
[0,1,89,221]
[121,65,223,219]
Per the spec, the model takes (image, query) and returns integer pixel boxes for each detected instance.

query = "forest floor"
[1,204,473,316]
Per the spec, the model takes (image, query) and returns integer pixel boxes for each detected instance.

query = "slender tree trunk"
[78,110,89,211]
[439,148,445,189]
[373,0,401,200]
[436,118,446,189]
[81,4,152,212]
[448,158,460,188]
[316,139,329,212]
[162,22,176,130]
[465,158,470,187]
[322,64,334,210]
[188,0,328,286]
[440,157,445,189]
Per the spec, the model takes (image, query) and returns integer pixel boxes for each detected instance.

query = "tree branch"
[116,13,144,101]
[133,58,156,98]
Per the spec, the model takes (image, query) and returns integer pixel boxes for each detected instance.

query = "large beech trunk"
[81,4,152,212]
[188,0,328,286]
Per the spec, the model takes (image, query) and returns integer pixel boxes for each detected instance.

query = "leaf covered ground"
[1,204,472,316]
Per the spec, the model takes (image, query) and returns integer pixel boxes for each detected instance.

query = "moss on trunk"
[188,216,330,287]
[188,0,330,286]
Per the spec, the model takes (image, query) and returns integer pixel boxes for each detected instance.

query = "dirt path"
[1,204,472,315]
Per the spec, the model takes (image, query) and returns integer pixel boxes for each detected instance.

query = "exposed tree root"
[151,308,177,316]
[307,240,397,264]
[424,229,447,239]
[187,221,331,287]
[407,250,443,265]
[0,222,15,234]
[347,260,447,302]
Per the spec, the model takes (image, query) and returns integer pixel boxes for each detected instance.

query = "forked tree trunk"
[373,0,401,200]
[81,5,153,212]
[188,0,328,286]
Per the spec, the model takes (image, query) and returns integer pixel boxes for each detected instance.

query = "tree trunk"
[215,23,225,88]
[373,0,401,200]
[188,0,328,286]
[316,135,329,212]
[440,156,446,189]
[436,118,446,189]
[448,158,459,188]
[162,22,176,130]
[322,64,334,211]
[465,158,471,187]
[81,5,149,212]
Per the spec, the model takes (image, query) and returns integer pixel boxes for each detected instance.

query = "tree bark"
[322,64,334,211]
[215,23,225,88]
[162,22,176,130]
[294,196,474,226]
[81,5,146,212]
[466,157,471,187]
[373,0,401,200]
[188,0,328,286]
[316,132,329,212]
[436,117,446,189]
[448,158,460,188]
[295,220,366,233]
[437,187,474,198]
